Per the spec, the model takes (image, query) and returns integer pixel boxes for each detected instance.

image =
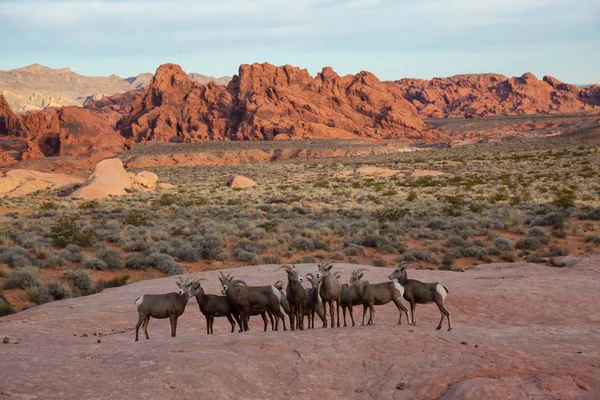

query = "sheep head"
[316,261,333,279]
[388,262,407,281]
[349,269,367,285]
[278,265,302,283]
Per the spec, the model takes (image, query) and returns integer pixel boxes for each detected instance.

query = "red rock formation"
[394,73,599,118]
[0,94,126,162]
[118,63,425,142]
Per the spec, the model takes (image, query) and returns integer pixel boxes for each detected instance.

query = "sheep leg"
[226,314,236,333]
[410,302,417,326]
[135,314,145,341]
[329,300,335,328]
[290,306,296,331]
[335,300,340,328]
[361,304,368,326]
[393,298,410,325]
[349,306,356,327]
[210,316,215,334]
[260,311,268,332]
[368,303,375,325]
[322,302,328,327]
[233,312,243,333]
[169,315,177,337]
[273,307,285,331]
[267,309,275,331]
[242,310,250,332]
[298,304,304,331]
[342,306,348,327]
[317,301,326,328]
[206,315,211,335]
[143,316,150,339]
[436,300,452,331]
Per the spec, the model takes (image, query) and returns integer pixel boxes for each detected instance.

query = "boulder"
[0,169,85,197]
[71,158,132,199]
[226,175,257,188]
[354,166,402,178]
[157,183,175,190]
[411,169,446,177]
[131,171,158,189]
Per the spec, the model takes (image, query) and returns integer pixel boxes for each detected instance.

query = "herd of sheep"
[133,261,452,341]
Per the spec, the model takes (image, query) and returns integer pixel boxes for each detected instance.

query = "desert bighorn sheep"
[316,261,341,328]
[194,279,241,334]
[279,265,305,331]
[349,269,411,326]
[219,272,286,332]
[275,275,325,329]
[388,263,452,331]
[304,273,326,329]
[334,272,362,327]
[134,277,202,341]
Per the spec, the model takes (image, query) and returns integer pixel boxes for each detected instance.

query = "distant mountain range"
[0,64,232,113]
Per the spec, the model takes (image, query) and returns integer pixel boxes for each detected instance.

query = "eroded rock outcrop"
[394,73,600,118]
[118,63,425,142]
[226,175,257,188]
[71,158,133,199]
[0,168,85,197]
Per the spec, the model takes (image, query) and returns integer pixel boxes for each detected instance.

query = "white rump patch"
[272,286,282,301]
[134,295,144,309]
[436,284,448,300]
[392,281,405,297]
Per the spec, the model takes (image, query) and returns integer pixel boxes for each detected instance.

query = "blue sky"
[1,0,599,83]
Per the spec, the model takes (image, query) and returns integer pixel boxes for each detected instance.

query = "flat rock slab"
[1,260,599,399]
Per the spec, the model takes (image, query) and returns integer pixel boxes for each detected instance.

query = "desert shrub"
[123,212,148,227]
[549,258,567,268]
[247,228,266,241]
[124,253,148,270]
[83,257,108,271]
[406,191,418,202]
[296,255,317,263]
[331,251,345,260]
[50,216,96,247]
[401,250,435,263]
[0,296,16,316]
[234,250,261,264]
[42,253,65,269]
[446,235,466,247]
[155,193,180,206]
[551,229,567,238]
[344,244,365,256]
[312,238,330,251]
[500,251,517,262]
[62,269,94,295]
[373,206,407,222]
[257,221,278,233]
[2,267,42,290]
[61,244,84,262]
[360,236,393,252]
[585,235,600,245]
[530,213,565,229]
[372,259,387,268]
[290,237,315,252]
[492,237,514,251]
[487,248,501,256]
[579,206,600,221]
[26,285,53,305]
[0,246,36,268]
[40,202,57,210]
[96,249,123,270]
[262,255,281,264]
[552,189,576,209]
[541,246,569,257]
[78,200,98,210]
[46,281,72,300]
[528,227,546,237]
[96,274,129,292]
[188,234,225,260]
[145,253,186,275]
[515,237,542,251]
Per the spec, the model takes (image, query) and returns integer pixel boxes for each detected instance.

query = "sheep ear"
[327,265,333,271]
[358,273,364,280]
